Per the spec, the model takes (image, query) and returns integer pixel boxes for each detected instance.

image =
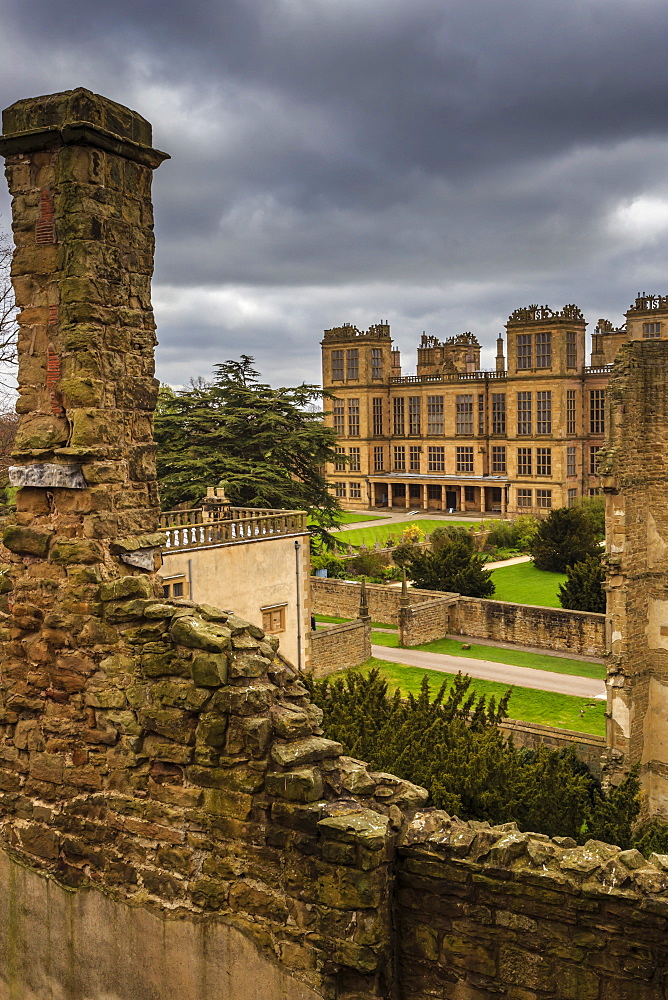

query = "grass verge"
[336,658,605,736]
[490,561,567,608]
[333,518,470,548]
[316,613,397,630]
[369,632,604,679]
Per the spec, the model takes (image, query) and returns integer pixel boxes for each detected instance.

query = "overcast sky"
[2,0,668,385]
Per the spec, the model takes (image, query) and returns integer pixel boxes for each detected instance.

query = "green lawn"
[490,561,567,608]
[337,511,389,524]
[369,632,604,679]
[333,519,470,548]
[341,658,605,735]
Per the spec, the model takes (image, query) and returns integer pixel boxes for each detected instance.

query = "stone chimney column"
[0,89,168,721]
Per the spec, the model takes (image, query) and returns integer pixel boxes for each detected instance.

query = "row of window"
[515,331,578,370]
[331,347,383,381]
[337,442,603,476]
[335,390,606,437]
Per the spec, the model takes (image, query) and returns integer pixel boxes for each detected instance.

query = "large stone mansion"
[322,295,668,515]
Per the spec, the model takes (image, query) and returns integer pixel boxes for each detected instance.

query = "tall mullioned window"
[394,445,406,471]
[335,482,346,498]
[374,446,384,471]
[372,397,383,435]
[478,394,485,435]
[346,348,359,380]
[409,445,421,471]
[492,445,506,472]
[536,489,552,508]
[349,447,360,472]
[536,390,552,434]
[428,446,445,472]
[535,331,552,368]
[371,347,383,378]
[347,398,360,437]
[517,333,532,369]
[568,488,578,506]
[567,445,576,477]
[492,393,506,434]
[408,396,421,435]
[333,400,344,435]
[331,350,344,380]
[393,397,405,435]
[643,322,662,338]
[566,389,576,435]
[517,447,532,476]
[566,331,577,368]
[517,392,532,435]
[536,447,552,476]
[455,394,473,434]
[456,446,474,472]
[517,488,532,507]
[349,482,361,499]
[427,395,444,434]
[590,389,605,434]
[334,446,346,471]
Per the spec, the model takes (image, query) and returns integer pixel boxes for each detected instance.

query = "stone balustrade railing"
[162,509,308,551]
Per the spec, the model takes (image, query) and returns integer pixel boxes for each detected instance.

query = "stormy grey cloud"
[2,0,668,384]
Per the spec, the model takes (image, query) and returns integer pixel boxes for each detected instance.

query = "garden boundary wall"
[311,578,606,657]
[499,719,606,778]
[455,596,605,657]
[310,619,371,677]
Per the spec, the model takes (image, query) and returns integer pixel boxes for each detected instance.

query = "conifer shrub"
[307,669,641,848]
[405,528,495,597]
[530,506,600,572]
[559,555,606,613]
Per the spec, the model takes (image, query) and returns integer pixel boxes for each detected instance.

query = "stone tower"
[0,88,169,712]
[603,339,668,816]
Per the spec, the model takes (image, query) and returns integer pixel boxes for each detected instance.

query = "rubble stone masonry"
[604,340,668,817]
[1,89,668,999]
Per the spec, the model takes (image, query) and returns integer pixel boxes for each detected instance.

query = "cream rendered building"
[159,491,312,670]
[321,295,668,517]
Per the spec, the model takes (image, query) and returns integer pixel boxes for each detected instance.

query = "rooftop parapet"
[507,303,585,325]
[627,292,668,313]
[322,321,391,342]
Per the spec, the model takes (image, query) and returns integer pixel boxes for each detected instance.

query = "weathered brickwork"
[455,596,605,657]
[310,619,371,677]
[603,340,668,817]
[1,89,668,999]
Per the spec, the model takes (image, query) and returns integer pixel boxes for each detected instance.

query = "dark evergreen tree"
[307,668,641,847]
[530,506,600,572]
[405,528,494,597]
[154,356,342,534]
[558,555,606,613]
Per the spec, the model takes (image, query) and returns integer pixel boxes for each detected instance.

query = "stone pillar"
[603,340,668,816]
[0,89,168,738]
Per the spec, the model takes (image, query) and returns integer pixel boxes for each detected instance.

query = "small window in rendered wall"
[162,575,187,599]
[262,605,286,633]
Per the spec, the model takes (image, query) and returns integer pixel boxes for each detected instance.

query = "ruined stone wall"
[310,619,371,677]
[455,597,606,657]
[603,341,668,816]
[398,811,668,999]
